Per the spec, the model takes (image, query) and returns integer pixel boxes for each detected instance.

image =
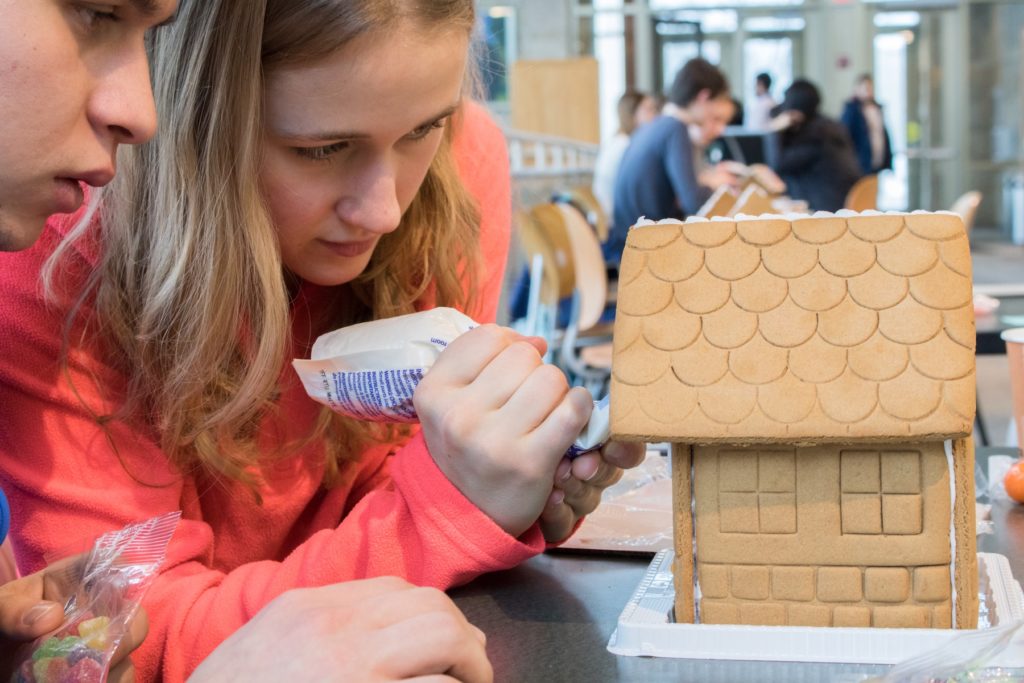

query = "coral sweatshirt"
[0,103,539,681]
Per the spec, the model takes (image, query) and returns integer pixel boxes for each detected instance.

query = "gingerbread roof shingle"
[610,211,976,443]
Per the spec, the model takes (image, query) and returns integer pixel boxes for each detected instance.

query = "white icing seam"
[691,454,700,624]
[945,439,958,627]
[631,209,952,230]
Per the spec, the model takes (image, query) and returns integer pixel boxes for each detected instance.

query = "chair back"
[950,191,983,236]
[529,203,608,332]
[844,174,879,211]
[560,186,610,242]
[553,203,608,333]
[515,208,573,306]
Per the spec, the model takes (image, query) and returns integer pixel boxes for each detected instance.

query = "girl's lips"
[52,178,85,214]
[319,238,376,257]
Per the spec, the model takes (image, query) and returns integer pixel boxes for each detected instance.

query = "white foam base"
[608,550,1024,664]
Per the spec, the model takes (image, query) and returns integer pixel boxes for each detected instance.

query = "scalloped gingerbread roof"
[610,211,976,444]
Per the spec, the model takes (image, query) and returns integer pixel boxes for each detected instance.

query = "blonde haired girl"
[0,0,643,680]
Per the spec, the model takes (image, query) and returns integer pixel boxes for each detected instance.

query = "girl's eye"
[294,141,350,163]
[407,118,449,141]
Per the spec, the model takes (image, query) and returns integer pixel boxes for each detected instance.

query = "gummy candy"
[59,657,102,683]
[76,618,110,651]
[31,657,68,683]
[31,637,81,661]
[16,631,105,682]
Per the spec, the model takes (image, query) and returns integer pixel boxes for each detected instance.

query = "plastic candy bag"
[292,307,610,457]
[12,511,181,683]
[867,619,1024,682]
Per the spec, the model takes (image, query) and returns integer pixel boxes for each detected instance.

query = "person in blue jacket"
[841,74,894,176]
[605,58,740,269]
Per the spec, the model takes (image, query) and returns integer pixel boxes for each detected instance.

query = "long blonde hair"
[47,0,481,486]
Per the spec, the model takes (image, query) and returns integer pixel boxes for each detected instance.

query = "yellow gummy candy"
[78,616,110,650]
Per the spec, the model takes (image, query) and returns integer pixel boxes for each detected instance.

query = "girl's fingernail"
[22,602,60,627]
[550,490,566,506]
[603,441,626,461]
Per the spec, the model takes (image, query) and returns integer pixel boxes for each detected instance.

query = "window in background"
[650,0,802,8]
[655,10,733,91]
[661,41,724,91]
[742,36,793,119]
[481,6,517,104]
[874,29,911,211]
[593,12,628,143]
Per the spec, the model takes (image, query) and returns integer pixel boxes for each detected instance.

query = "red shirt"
[0,102,539,681]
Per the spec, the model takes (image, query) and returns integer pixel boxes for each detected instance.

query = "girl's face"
[260,23,469,287]
[634,96,659,128]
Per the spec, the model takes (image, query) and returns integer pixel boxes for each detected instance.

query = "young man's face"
[0,0,177,251]
[687,93,735,147]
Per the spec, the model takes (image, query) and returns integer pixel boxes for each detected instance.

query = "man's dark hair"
[668,58,730,107]
[780,78,822,119]
[730,97,744,126]
[756,72,772,91]
[857,73,873,84]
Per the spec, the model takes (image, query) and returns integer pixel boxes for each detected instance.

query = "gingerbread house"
[609,211,978,629]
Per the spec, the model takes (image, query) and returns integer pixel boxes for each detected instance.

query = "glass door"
[872,8,961,212]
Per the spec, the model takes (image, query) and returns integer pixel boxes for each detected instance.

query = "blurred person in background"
[748,72,777,131]
[591,90,659,219]
[841,73,893,176]
[605,58,739,269]
[729,96,745,127]
[768,78,862,212]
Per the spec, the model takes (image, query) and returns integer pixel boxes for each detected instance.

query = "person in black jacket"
[841,74,894,175]
[767,79,863,212]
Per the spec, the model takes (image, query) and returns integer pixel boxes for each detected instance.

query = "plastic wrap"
[11,512,181,683]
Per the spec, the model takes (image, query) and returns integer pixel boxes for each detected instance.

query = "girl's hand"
[539,440,647,544]
[414,325,593,538]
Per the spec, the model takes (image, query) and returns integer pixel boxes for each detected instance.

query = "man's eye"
[294,141,349,162]
[76,4,120,27]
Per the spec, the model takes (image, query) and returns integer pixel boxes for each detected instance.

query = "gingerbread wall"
[692,443,953,628]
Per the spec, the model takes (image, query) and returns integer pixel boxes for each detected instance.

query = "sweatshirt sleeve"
[149,433,545,680]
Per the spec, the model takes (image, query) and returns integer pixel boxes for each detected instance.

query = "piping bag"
[292,307,609,458]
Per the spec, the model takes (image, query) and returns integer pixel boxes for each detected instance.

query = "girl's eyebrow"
[276,105,459,142]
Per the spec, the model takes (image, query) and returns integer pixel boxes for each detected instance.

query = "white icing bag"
[291,307,609,457]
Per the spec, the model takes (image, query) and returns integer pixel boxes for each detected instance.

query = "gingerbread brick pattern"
[698,562,953,628]
[610,213,975,443]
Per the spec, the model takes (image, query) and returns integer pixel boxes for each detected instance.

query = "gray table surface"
[449,447,1024,683]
